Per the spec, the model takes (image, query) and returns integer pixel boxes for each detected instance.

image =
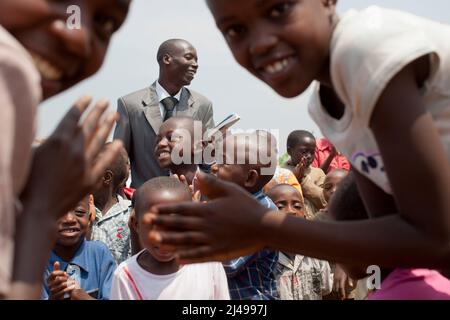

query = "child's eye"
[276,204,285,210]
[224,25,246,40]
[269,2,293,18]
[95,14,118,40]
[294,203,303,210]
[75,209,87,217]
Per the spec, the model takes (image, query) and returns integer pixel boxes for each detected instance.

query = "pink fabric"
[0,25,41,295]
[312,138,350,173]
[369,268,450,300]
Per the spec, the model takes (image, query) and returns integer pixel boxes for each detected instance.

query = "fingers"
[81,98,110,144]
[53,95,93,136]
[151,201,206,218]
[148,230,209,247]
[143,213,205,231]
[85,112,120,163]
[50,282,76,300]
[193,190,201,202]
[339,277,347,299]
[196,172,243,199]
[90,140,123,183]
[53,261,60,271]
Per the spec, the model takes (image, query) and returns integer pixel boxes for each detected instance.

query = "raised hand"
[21,95,123,219]
[144,172,277,264]
[47,261,73,300]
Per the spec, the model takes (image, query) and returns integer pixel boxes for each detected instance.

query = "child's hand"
[293,160,307,180]
[70,288,95,300]
[332,264,354,300]
[20,96,123,220]
[144,172,275,264]
[172,174,189,187]
[47,262,75,300]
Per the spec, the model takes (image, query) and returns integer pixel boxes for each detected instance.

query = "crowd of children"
[1,0,449,300]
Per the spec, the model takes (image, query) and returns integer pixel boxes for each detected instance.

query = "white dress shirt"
[155,81,182,119]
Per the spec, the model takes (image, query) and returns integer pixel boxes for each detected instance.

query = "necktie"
[161,97,178,122]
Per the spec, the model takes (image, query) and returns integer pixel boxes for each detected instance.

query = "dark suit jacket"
[113,82,214,188]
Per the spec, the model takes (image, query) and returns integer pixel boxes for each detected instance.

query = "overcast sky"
[38,0,450,153]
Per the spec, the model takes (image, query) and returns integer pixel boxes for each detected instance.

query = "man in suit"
[114,39,214,188]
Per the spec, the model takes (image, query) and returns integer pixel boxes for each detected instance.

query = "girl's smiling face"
[207,0,336,98]
[0,0,131,99]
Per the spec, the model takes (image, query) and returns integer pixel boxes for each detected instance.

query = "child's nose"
[249,26,278,56]
[50,19,92,59]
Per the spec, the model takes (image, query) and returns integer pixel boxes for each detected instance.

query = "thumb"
[196,171,243,200]
[53,261,60,271]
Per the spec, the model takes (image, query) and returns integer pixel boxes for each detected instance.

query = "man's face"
[268,186,304,217]
[207,0,335,98]
[155,119,195,169]
[0,0,131,99]
[289,137,316,167]
[55,198,90,247]
[167,42,199,87]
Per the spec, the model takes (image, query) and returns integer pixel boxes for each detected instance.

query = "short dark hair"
[287,130,315,149]
[103,143,129,192]
[133,177,191,218]
[157,39,192,64]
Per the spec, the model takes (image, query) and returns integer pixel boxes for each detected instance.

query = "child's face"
[0,0,131,99]
[155,119,196,169]
[55,197,90,248]
[268,186,304,217]
[289,137,316,167]
[138,190,191,263]
[323,169,348,203]
[207,0,335,98]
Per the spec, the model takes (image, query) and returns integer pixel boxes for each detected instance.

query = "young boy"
[1,0,131,298]
[91,144,132,265]
[212,131,279,300]
[267,184,332,300]
[155,117,204,189]
[42,196,116,300]
[322,169,349,208]
[283,130,327,219]
[111,177,229,300]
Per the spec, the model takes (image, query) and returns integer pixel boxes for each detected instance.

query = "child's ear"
[104,170,113,185]
[128,210,138,233]
[245,169,259,189]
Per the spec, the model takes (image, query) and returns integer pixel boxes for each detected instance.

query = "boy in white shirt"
[110,176,230,300]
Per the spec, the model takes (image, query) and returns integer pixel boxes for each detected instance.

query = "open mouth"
[157,150,172,161]
[29,51,64,81]
[59,228,80,237]
[258,55,297,81]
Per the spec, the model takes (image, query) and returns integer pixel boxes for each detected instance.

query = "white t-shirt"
[110,250,230,300]
[308,6,450,194]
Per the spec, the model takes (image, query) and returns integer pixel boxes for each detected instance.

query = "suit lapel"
[176,87,195,117]
[142,82,163,134]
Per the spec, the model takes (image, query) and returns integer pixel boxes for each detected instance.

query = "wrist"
[259,210,284,248]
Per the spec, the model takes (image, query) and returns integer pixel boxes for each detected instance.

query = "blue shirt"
[223,190,279,300]
[42,240,116,300]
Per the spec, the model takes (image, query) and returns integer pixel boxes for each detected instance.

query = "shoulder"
[184,87,212,106]
[119,87,152,104]
[331,6,441,111]
[86,240,115,259]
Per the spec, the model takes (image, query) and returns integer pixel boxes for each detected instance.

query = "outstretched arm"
[147,59,450,269]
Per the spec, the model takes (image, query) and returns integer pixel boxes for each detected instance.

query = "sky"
[38,0,450,154]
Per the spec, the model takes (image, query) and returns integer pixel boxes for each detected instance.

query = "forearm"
[320,154,334,173]
[8,206,56,299]
[263,211,450,268]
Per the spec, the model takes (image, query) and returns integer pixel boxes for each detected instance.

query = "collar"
[95,199,131,222]
[156,81,182,102]
[49,240,89,273]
